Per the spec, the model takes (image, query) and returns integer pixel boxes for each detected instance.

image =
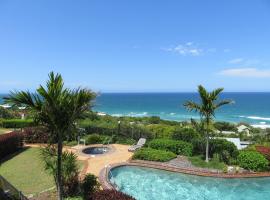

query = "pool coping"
[99,159,270,190]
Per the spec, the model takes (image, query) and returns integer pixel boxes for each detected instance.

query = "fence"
[0,175,28,200]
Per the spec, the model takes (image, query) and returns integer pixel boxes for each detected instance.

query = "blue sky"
[0,0,270,93]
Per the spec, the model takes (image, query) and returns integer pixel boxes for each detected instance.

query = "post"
[118,121,121,136]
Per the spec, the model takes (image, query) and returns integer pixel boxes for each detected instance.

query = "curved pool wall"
[109,166,270,200]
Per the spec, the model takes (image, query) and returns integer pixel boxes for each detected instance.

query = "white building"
[237,125,250,136]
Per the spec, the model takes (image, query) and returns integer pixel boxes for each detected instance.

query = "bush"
[214,121,237,132]
[81,174,99,200]
[0,132,23,159]
[64,141,78,147]
[132,148,176,162]
[85,134,106,145]
[23,127,49,143]
[90,190,135,200]
[146,124,175,138]
[172,127,200,143]
[2,119,34,129]
[148,139,193,156]
[41,147,80,197]
[0,107,14,119]
[238,151,269,172]
[209,139,239,162]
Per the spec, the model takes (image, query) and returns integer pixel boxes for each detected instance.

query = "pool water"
[82,147,109,155]
[109,166,270,200]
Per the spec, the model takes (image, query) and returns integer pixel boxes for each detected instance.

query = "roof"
[237,125,250,132]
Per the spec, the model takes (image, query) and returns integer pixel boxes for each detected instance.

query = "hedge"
[148,139,193,156]
[209,139,239,161]
[191,138,239,163]
[91,190,135,200]
[172,127,200,143]
[132,148,177,162]
[85,134,106,145]
[1,119,34,129]
[238,151,269,172]
[0,132,23,159]
[23,127,49,143]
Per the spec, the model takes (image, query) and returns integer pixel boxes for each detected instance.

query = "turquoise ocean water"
[1,92,270,125]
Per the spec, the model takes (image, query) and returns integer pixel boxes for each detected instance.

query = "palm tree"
[5,72,96,200]
[184,85,232,162]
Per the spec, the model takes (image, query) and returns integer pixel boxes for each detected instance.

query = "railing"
[0,175,29,200]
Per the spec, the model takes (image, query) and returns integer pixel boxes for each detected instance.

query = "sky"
[0,0,270,93]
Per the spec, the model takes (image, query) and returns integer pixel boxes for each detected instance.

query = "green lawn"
[188,155,226,170]
[0,128,12,135]
[0,147,55,196]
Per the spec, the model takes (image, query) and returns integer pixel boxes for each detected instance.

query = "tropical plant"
[41,147,80,196]
[91,190,135,200]
[81,174,99,200]
[5,72,96,200]
[132,148,177,162]
[184,85,232,162]
[238,150,269,172]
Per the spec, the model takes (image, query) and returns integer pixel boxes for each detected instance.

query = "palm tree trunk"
[57,137,63,200]
[205,131,209,162]
[205,118,210,163]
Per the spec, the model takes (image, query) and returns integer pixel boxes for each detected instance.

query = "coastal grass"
[188,155,226,170]
[0,147,84,196]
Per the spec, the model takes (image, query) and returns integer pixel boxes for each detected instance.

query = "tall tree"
[184,85,232,162]
[5,72,96,200]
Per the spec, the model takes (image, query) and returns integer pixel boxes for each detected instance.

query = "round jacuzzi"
[82,146,110,155]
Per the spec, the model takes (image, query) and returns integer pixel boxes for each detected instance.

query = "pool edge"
[99,160,270,190]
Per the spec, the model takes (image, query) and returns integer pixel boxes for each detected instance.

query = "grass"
[0,147,85,197]
[0,147,55,196]
[0,128,12,135]
[188,155,226,170]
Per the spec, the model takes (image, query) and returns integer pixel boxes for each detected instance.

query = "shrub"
[0,132,23,159]
[209,139,239,161]
[2,119,34,129]
[0,107,14,119]
[41,147,80,197]
[64,141,78,147]
[132,148,176,162]
[172,127,200,143]
[214,121,237,132]
[148,139,193,156]
[85,134,105,145]
[190,137,206,155]
[146,124,175,138]
[91,190,135,200]
[81,174,99,200]
[238,151,269,172]
[23,127,49,143]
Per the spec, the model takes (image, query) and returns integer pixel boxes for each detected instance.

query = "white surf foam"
[239,115,270,121]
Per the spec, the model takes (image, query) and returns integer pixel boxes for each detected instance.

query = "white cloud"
[219,68,270,78]
[164,42,203,56]
[228,58,244,64]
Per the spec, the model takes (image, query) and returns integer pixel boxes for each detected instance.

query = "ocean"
[1,93,270,126]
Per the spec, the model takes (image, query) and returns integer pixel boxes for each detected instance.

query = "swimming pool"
[82,147,109,155]
[109,166,270,200]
